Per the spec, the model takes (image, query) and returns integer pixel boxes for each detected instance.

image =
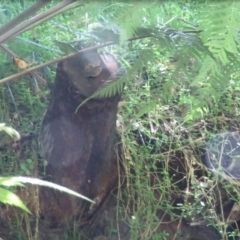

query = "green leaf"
[0,187,31,214]
[190,56,218,87]
[199,1,240,65]
[75,50,154,111]
[54,40,78,55]
[0,177,24,187]
[10,176,95,203]
[0,123,20,141]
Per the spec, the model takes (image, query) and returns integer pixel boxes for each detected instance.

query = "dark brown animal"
[38,50,121,226]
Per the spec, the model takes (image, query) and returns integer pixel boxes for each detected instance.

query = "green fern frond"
[190,55,219,87]
[199,1,240,65]
[93,67,128,98]
[115,2,158,43]
[115,6,138,43]
[75,50,154,112]
[83,2,107,18]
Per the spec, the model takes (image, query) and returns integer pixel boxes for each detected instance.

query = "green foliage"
[8,176,95,203]
[0,123,20,140]
[1,0,240,239]
[0,178,30,214]
[0,175,94,216]
[198,1,240,65]
[0,122,94,220]
[76,50,154,110]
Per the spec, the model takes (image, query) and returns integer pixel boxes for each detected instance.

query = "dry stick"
[15,2,83,38]
[0,0,51,36]
[0,42,114,86]
[0,35,152,86]
[0,44,47,85]
[0,44,17,57]
[0,0,75,44]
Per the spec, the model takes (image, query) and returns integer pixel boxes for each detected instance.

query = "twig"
[0,41,115,85]
[0,0,76,44]
[0,0,51,36]
[0,34,149,85]
[162,136,206,155]
[0,27,202,86]
[162,16,178,27]
[0,44,47,85]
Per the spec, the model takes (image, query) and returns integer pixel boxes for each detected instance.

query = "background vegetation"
[1,0,240,239]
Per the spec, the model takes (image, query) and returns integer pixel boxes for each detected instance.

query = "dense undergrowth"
[1,0,240,239]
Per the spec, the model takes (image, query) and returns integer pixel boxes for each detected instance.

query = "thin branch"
[0,44,47,85]
[162,16,178,27]
[0,0,51,36]
[0,44,16,57]
[0,26,201,86]
[0,0,76,44]
[0,41,116,86]
[15,2,83,38]
[0,32,159,86]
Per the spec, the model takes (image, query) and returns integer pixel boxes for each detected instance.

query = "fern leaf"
[75,50,154,112]
[199,1,240,65]
[190,55,218,87]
